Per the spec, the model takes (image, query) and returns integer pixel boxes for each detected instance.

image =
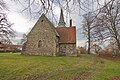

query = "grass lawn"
[0,53,120,80]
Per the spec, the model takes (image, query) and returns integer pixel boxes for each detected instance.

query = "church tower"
[58,9,66,27]
[56,8,76,56]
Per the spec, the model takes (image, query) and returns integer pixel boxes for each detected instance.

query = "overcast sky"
[4,0,100,46]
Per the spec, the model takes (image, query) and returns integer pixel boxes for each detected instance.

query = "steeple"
[58,9,66,27]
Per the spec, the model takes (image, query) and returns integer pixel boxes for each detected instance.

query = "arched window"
[41,20,44,22]
[38,40,42,47]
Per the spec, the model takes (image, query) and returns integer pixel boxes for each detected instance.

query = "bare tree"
[82,12,94,54]
[93,0,120,55]
[13,0,114,17]
[81,0,116,54]
[0,0,15,43]
[82,10,101,54]
[20,33,27,45]
[0,0,7,10]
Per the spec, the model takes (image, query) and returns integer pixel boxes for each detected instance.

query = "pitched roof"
[55,26,76,44]
[27,14,59,37]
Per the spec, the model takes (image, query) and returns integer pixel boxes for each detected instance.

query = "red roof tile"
[55,26,76,43]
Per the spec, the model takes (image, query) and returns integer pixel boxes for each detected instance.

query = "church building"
[22,9,76,56]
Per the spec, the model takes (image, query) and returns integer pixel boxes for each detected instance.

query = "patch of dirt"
[111,76,120,80]
[21,73,49,80]
[99,54,120,61]
[71,71,92,80]
[21,70,93,80]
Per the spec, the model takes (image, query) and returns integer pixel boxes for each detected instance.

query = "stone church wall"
[22,15,58,56]
[58,43,76,56]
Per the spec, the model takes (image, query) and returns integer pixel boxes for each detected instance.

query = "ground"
[0,53,120,80]
[99,54,120,61]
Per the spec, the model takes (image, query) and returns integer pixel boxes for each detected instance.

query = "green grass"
[0,53,120,80]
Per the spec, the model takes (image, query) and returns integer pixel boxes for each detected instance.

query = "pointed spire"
[58,9,66,27]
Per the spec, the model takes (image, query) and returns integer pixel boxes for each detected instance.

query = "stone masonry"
[22,9,76,56]
[22,14,59,56]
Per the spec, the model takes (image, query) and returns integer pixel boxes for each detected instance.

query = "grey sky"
[4,0,107,46]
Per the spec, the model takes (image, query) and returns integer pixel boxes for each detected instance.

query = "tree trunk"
[88,25,91,54]
[116,39,120,55]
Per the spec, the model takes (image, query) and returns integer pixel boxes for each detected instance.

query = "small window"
[38,40,42,47]
[41,20,44,22]
[64,45,66,48]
